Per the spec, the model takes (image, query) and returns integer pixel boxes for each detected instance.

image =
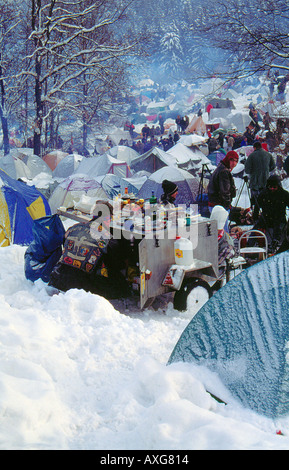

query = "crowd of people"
[207,139,289,260]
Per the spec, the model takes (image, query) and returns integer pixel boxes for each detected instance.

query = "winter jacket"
[208,161,236,210]
[255,176,289,227]
[245,148,276,191]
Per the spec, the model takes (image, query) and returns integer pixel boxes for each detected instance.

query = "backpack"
[60,221,109,274]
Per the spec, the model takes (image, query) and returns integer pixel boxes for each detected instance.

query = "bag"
[60,221,109,274]
[24,214,65,282]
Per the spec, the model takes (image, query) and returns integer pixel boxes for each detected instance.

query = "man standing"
[245,140,276,217]
[253,175,289,249]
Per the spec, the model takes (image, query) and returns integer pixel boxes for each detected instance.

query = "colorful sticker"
[141,272,145,296]
[175,249,183,259]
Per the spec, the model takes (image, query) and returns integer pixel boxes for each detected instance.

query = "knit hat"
[162,179,178,196]
[210,205,229,230]
[221,150,239,168]
[266,174,281,188]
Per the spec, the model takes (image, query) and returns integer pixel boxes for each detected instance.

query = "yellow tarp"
[0,190,11,247]
[26,196,47,220]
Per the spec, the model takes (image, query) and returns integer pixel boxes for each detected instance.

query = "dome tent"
[130,147,177,174]
[0,168,51,246]
[43,150,69,171]
[94,174,139,199]
[11,148,52,179]
[168,252,289,419]
[75,154,132,178]
[49,174,107,214]
[0,153,32,180]
[107,145,139,165]
[137,166,200,205]
[52,153,83,178]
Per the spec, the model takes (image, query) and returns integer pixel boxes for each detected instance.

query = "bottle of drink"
[149,190,157,205]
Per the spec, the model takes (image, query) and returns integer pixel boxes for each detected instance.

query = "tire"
[173,278,212,312]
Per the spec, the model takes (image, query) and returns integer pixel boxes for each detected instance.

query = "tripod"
[234,175,251,208]
[197,163,211,217]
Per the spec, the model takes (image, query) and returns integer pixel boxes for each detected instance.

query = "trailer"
[57,206,227,311]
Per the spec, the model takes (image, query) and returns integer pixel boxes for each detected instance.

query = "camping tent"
[235,145,254,158]
[130,147,177,174]
[43,150,69,171]
[48,174,108,214]
[185,116,206,135]
[107,128,133,146]
[206,150,226,166]
[13,150,52,179]
[137,166,200,205]
[179,134,207,147]
[94,174,140,199]
[226,111,252,133]
[0,153,32,180]
[75,154,132,179]
[52,153,83,178]
[168,251,289,419]
[107,145,139,165]
[0,168,51,246]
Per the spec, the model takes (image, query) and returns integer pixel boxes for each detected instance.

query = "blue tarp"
[168,252,289,418]
[24,214,65,282]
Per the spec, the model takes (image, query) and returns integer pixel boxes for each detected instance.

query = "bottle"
[149,190,157,223]
[174,236,193,266]
[149,190,157,205]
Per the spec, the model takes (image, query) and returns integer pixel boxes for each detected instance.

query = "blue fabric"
[168,252,289,418]
[24,214,65,282]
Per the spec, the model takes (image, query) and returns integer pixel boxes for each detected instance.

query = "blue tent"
[0,168,51,246]
[206,151,225,166]
[168,252,289,418]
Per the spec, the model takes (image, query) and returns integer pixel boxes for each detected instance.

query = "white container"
[174,236,193,266]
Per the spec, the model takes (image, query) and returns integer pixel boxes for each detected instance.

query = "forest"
[0,0,288,157]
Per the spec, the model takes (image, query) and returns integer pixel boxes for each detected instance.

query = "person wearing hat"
[252,175,289,249]
[160,179,178,207]
[207,150,239,231]
[244,140,276,218]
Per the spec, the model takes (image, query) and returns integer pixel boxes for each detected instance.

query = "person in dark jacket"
[253,175,289,248]
[160,179,178,207]
[245,141,276,218]
[208,150,239,232]
[208,150,238,210]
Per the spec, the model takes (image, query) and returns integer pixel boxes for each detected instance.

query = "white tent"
[107,128,133,146]
[130,147,177,174]
[166,142,208,166]
[75,154,132,178]
[0,153,32,180]
[52,154,83,178]
[12,150,52,179]
[226,111,252,133]
[179,134,207,146]
[49,174,107,214]
[107,145,139,164]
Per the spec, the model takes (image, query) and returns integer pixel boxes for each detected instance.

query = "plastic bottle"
[149,190,157,205]
[174,236,193,266]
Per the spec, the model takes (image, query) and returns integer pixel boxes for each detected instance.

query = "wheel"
[173,278,212,312]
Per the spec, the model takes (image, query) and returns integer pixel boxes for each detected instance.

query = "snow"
[1,244,289,450]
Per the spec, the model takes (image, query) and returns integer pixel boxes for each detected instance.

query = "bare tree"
[188,0,289,81]
[14,0,141,156]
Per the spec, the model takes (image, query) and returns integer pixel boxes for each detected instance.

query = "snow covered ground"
[1,244,289,450]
